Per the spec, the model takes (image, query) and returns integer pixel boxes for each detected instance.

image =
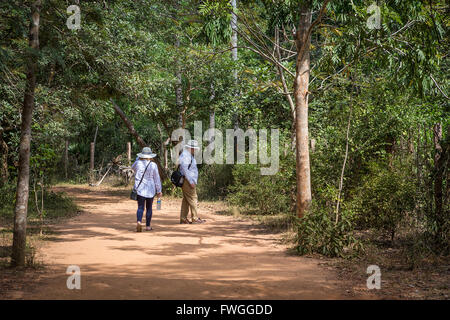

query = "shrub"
[227,157,295,215]
[295,203,363,258]
[0,183,16,218]
[31,190,79,219]
[163,178,183,197]
[350,160,416,242]
[0,182,78,220]
[197,164,233,200]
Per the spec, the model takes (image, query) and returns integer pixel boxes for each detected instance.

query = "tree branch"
[111,98,167,179]
[430,74,449,100]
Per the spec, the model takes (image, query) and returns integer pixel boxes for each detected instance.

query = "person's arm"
[179,153,194,185]
[153,163,162,196]
[131,159,139,172]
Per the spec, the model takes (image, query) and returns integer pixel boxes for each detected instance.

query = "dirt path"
[6,185,375,300]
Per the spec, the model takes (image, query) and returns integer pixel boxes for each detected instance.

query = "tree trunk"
[335,104,353,224]
[175,37,184,128]
[64,140,69,179]
[164,138,169,171]
[209,110,215,132]
[209,83,216,143]
[11,0,41,267]
[93,125,98,149]
[433,123,444,239]
[90,142,95,184]
[231,0,238,71]
[0,131,9,184]
[127,141,131,166]
[445,125,450,210]
[111,99,167,180]
[231,0,239,157]
[111,99,147,148]
[293,4,312,218]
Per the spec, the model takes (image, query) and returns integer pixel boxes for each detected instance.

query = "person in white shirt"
[179,140,205,224]
[131,147,162,232]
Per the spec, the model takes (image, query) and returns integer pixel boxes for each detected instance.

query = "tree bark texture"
[11,0,41,267]
[294,4,312,218]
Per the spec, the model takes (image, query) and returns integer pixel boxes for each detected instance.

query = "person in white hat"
[131,147,162,232]
[178,140,205,224]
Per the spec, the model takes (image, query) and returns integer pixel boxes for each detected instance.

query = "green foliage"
[162,178,183,198]
[350,160,417,240]
[228,163,287,215]
[0,182,78,221]
[0,0,448,263]
[198,0,232,46]
[295,204,363,258]
[31,190,78,220]
[227,151,295,215]
[197,164,233,200]
[0,183,16,217]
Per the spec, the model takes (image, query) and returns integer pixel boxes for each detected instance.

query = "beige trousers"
[180,179,198,221]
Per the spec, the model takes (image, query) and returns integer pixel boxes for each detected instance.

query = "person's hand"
[157,192,162,198]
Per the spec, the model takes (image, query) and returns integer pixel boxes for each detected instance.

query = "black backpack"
[170,156,192,187]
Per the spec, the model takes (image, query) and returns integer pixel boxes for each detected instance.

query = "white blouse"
[131,160,162,198]
[179,149,198,185]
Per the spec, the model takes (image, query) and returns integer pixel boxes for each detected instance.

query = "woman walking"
[131,147,162,232]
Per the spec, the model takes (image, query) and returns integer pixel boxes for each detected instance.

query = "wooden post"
[90,142,95,183]
[127,142,131,166]
[64,140,69,179]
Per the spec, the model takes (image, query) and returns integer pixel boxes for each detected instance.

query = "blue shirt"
[179,149,198,185]
[131,160,162,198]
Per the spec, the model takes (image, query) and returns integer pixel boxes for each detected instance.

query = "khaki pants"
[180,180,198,221]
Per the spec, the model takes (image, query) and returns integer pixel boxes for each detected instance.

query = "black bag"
[130,161,151,200]
[170,156,192,188]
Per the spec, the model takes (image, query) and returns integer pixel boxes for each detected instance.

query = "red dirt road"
[5,185,375,299]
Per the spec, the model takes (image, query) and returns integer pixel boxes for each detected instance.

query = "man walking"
[179,140,205,224]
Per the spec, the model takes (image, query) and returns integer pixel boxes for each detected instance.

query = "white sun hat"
[184,139,200,150]
[137,147,157,159]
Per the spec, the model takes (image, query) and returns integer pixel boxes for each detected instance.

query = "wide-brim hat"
[137,147,157,159]
[184,139,200,150]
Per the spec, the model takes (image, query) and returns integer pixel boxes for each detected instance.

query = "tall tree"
[433,122,445,241]
[231,0,239,131]
[293,0,330,217]
[175,36,184,128]
[229,0,330,217]
[11,0,41,267]
[293,3,313,218]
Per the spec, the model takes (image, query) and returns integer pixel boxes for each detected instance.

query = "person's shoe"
[192,218,205,224]
[180,218,191,224]
[136,222,143,232]
[145,226,153,231]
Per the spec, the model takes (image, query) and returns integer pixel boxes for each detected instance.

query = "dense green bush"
[197,164,233,200]
[227,154,295,215]
[0,183,16,217]
[350,160,416,242]
[0,182,78,220]
[29,190,79,219]
[295,202,363,258]
[162,178,183,197]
